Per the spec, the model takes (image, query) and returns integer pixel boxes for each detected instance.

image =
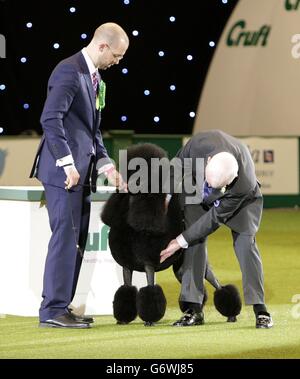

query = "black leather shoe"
[39,313,91,329]
[68,312,94,324]
[256,311,273,329]
[173,309,204,326]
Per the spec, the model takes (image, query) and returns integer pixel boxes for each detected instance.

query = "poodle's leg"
[123,266,133,286]
[145,264,154,286]
[113,267,138,324]
[137,265,167,326]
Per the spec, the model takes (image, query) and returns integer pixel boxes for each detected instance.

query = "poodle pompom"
[113,285,138,323]
[137,285,166,323]
[213,284,242,317]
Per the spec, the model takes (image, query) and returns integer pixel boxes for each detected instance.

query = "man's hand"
[160,239,181,263]
[64,165,80,189]
[106,168,128,192]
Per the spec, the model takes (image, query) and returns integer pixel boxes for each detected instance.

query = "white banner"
[0,138,40,186]
[239,137,299,194]
[194,0,300,136]
[0,187,146,316]
[182,136,299,195]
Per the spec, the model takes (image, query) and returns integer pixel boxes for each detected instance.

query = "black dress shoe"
[39,313,91,329]
[173,309,204,326]
[68,311,94,324]
[256,311,273,329]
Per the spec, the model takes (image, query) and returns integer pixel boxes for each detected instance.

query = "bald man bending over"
[160,130,273,329]
[30,23,129,328]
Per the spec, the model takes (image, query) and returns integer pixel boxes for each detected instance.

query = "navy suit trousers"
[39,183,91,321]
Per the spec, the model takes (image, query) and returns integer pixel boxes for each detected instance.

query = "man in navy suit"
[30,23,129,328]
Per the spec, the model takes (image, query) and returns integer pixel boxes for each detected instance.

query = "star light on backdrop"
[0,0,238,136]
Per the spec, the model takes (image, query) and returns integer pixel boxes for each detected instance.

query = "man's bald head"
[86,22,129,70]
[205,152,239,189]
[92,22,129,48]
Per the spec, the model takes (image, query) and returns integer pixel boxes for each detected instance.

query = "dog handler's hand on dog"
[106,167,128,192]
[160,239,181,263]
[64,165,80,189]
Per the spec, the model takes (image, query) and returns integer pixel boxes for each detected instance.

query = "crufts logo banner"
[285,0,300,11]
[226,20,271,47]
[0,34,6,58]
[0,149,8,176]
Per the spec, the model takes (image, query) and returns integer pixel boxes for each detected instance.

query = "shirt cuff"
[98,163,114,175]
[166,194,172,203]
[56,154,74,167]
[176,234,189,249]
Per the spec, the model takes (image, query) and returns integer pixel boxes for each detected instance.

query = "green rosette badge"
[96,80,106,111]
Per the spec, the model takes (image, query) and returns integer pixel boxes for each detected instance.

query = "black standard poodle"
[101,143,241,326]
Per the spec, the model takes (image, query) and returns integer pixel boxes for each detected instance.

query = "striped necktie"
[92,71,99,95]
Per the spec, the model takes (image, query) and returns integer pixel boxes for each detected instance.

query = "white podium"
[0,186,146,316]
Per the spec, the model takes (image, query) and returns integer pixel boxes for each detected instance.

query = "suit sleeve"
[40,64,80,160]
[182,194,247,245]
[95,128,112,170]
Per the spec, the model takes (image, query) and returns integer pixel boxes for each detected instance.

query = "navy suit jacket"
[30,51,111,192]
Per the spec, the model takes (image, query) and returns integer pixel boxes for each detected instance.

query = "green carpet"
[0,209,299,359]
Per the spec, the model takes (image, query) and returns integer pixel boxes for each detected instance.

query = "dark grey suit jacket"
[176,130,262,244]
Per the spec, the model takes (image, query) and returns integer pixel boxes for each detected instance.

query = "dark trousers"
[178,199,265,307]
[39,183,91,321]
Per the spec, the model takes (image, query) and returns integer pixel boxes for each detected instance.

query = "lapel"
[77,52,96,124]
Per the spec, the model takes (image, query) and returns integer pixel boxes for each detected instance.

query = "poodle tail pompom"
[113,285,138,324]
[213,284,242,318]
